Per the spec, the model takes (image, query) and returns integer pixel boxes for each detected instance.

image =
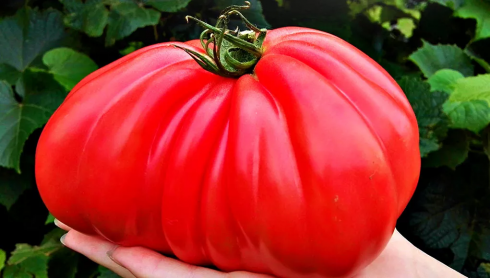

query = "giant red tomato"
[35,11,420,278]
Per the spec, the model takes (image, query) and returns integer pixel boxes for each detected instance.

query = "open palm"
[56,220,463,278]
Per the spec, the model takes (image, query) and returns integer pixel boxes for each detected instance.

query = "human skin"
[56,219,465,278]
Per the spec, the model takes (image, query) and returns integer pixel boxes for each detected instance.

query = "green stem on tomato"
[173,1,267,78]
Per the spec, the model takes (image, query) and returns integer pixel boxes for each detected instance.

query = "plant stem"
[175,2,267,78]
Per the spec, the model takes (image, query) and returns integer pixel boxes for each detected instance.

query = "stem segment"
[174,2,267,78]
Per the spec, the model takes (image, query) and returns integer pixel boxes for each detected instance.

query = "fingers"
[110,246,227,278]
[54,219,270,278]
[60,229,137,278]
[111,247,273,278]
[55,219,225,278]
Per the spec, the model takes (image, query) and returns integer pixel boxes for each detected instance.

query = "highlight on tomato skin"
[34,3,420,278]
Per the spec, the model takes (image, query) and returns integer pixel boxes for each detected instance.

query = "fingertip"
[59,230,136,278]
[54,219,72,231]
[107,245,122,266]
[59,230,77,250]
[60,233,67,246]
[53,218,61,228]
[110,246,225,278]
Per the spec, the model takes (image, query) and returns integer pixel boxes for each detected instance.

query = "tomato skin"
[35,27,420,277]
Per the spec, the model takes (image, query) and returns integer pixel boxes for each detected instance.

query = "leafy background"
[0,0,490,277]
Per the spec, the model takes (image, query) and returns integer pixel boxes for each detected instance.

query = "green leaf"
[409,40,474,78]
[398,76,449,157]
[60,0,109,37]
[4,247,49,278]
[4,246,53,278]
[0,8,66,71]
[430,0,464,10]
[0,64,22,85]
[0,249,6,271]
[97,266,119,278]
[424,129,469,169]
[105,2,161,46]
[43,48,98,91]
[397,18,415,38]
[3,230,64,278]
[419,138,441,155]
[0,71,67,172]
[144,0,192,12]
[119,41,144,56]
[45,214,55,225]
[0,167,32,210]
[216,0,270,28]
[443,100,490,133]
[365,5,383,23]
[447,74,490,103]
[427,69,464,94]
[478,263,490,277]
[456,0,490,41]
[443,74,490,132]
[406,164,490,272]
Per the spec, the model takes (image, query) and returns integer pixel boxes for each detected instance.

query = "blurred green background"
[1,0,490,277]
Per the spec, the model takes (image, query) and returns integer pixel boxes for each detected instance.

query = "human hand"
[56,220,271,278]
[56,220,464,278]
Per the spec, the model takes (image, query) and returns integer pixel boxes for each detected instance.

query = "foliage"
[398,76,449,156]
[455,0,490,41]
[409,40,474,77]
[0,0,489,277]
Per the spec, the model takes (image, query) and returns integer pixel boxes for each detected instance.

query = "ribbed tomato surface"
[36,27,420,278]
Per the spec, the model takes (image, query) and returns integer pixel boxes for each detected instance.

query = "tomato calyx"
[174,1,267,78]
